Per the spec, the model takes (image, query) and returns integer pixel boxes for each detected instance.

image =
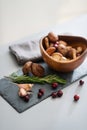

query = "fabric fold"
[9,39,42,65]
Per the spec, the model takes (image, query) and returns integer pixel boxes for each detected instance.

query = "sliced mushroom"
[46,47,56,55]
[76,46,83,54]
[59,40,67,46]
[67,48,77,59]
[22,61,32,75]
[44,37,50,49]
[49,43,54,47]
[58,44,68,56]
[31,63,45,77]
[51,52,69,62]
[60,56,69,61]
[51,52,63,61]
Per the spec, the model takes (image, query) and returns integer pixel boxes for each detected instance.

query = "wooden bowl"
[40,35,87,72]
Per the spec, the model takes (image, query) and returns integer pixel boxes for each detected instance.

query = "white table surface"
[0,14,87,130]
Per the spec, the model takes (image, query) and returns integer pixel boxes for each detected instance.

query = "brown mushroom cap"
[44,37,50,49]
[22,61,32,75]
[76,46,83,54]
[59,40,68,46]
[66,48,77,59]
[46,47,56,55]
[58,44,68,56]
[51,52,63,61]
[48,32,58,42]
[31,63,45,77]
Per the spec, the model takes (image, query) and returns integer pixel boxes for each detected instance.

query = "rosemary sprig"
[7,74,66,84]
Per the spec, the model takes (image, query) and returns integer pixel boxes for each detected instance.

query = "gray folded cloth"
[9,39,42,65]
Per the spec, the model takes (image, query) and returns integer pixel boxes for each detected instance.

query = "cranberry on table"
[79,80,84,86]
[57,90,63,97]
[24,94,30,102]
[52,82,58,89]
[39,89,45,95]
[51,92,57,98]
[38,88,45,98]
[74,94,80,101]
[38,92,43,98]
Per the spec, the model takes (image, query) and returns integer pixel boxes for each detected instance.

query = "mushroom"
[22,61,45,77]
[76,46,83,54]
[51,52,63,61]
[44,37,50,49]
[59,40,67,46]
[51,52,69,62]
[57,44,68,56]
[60,56,69,61]
[49,43,54,47]
[58,44,77,59]
[31,63,45,77]
[66,48,77,59]
[22,61,32,75]
[46,46,56,55]
[48,32,58,42]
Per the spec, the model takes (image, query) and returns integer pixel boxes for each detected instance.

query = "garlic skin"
[17,84,33,91]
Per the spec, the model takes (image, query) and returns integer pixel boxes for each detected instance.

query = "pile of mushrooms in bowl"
[40,32,87,72]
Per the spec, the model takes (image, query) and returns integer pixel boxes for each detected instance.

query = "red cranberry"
[24,94,30,102]
[51,92,57,98]
[38,92,43,98]
[76,53,80,57]
[53,42,59,49]
[74,94,80,101]
[52,82,58,89]
[55,41,59,45]
[57,90,63,97]
[54,43,58,48]
[39,89,45,95]
[79,80,84,86]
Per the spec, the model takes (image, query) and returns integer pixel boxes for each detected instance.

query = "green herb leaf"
[7,74,66,84]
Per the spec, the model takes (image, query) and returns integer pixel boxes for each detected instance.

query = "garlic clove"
[17,83,33,91]
[18,88,27,97]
